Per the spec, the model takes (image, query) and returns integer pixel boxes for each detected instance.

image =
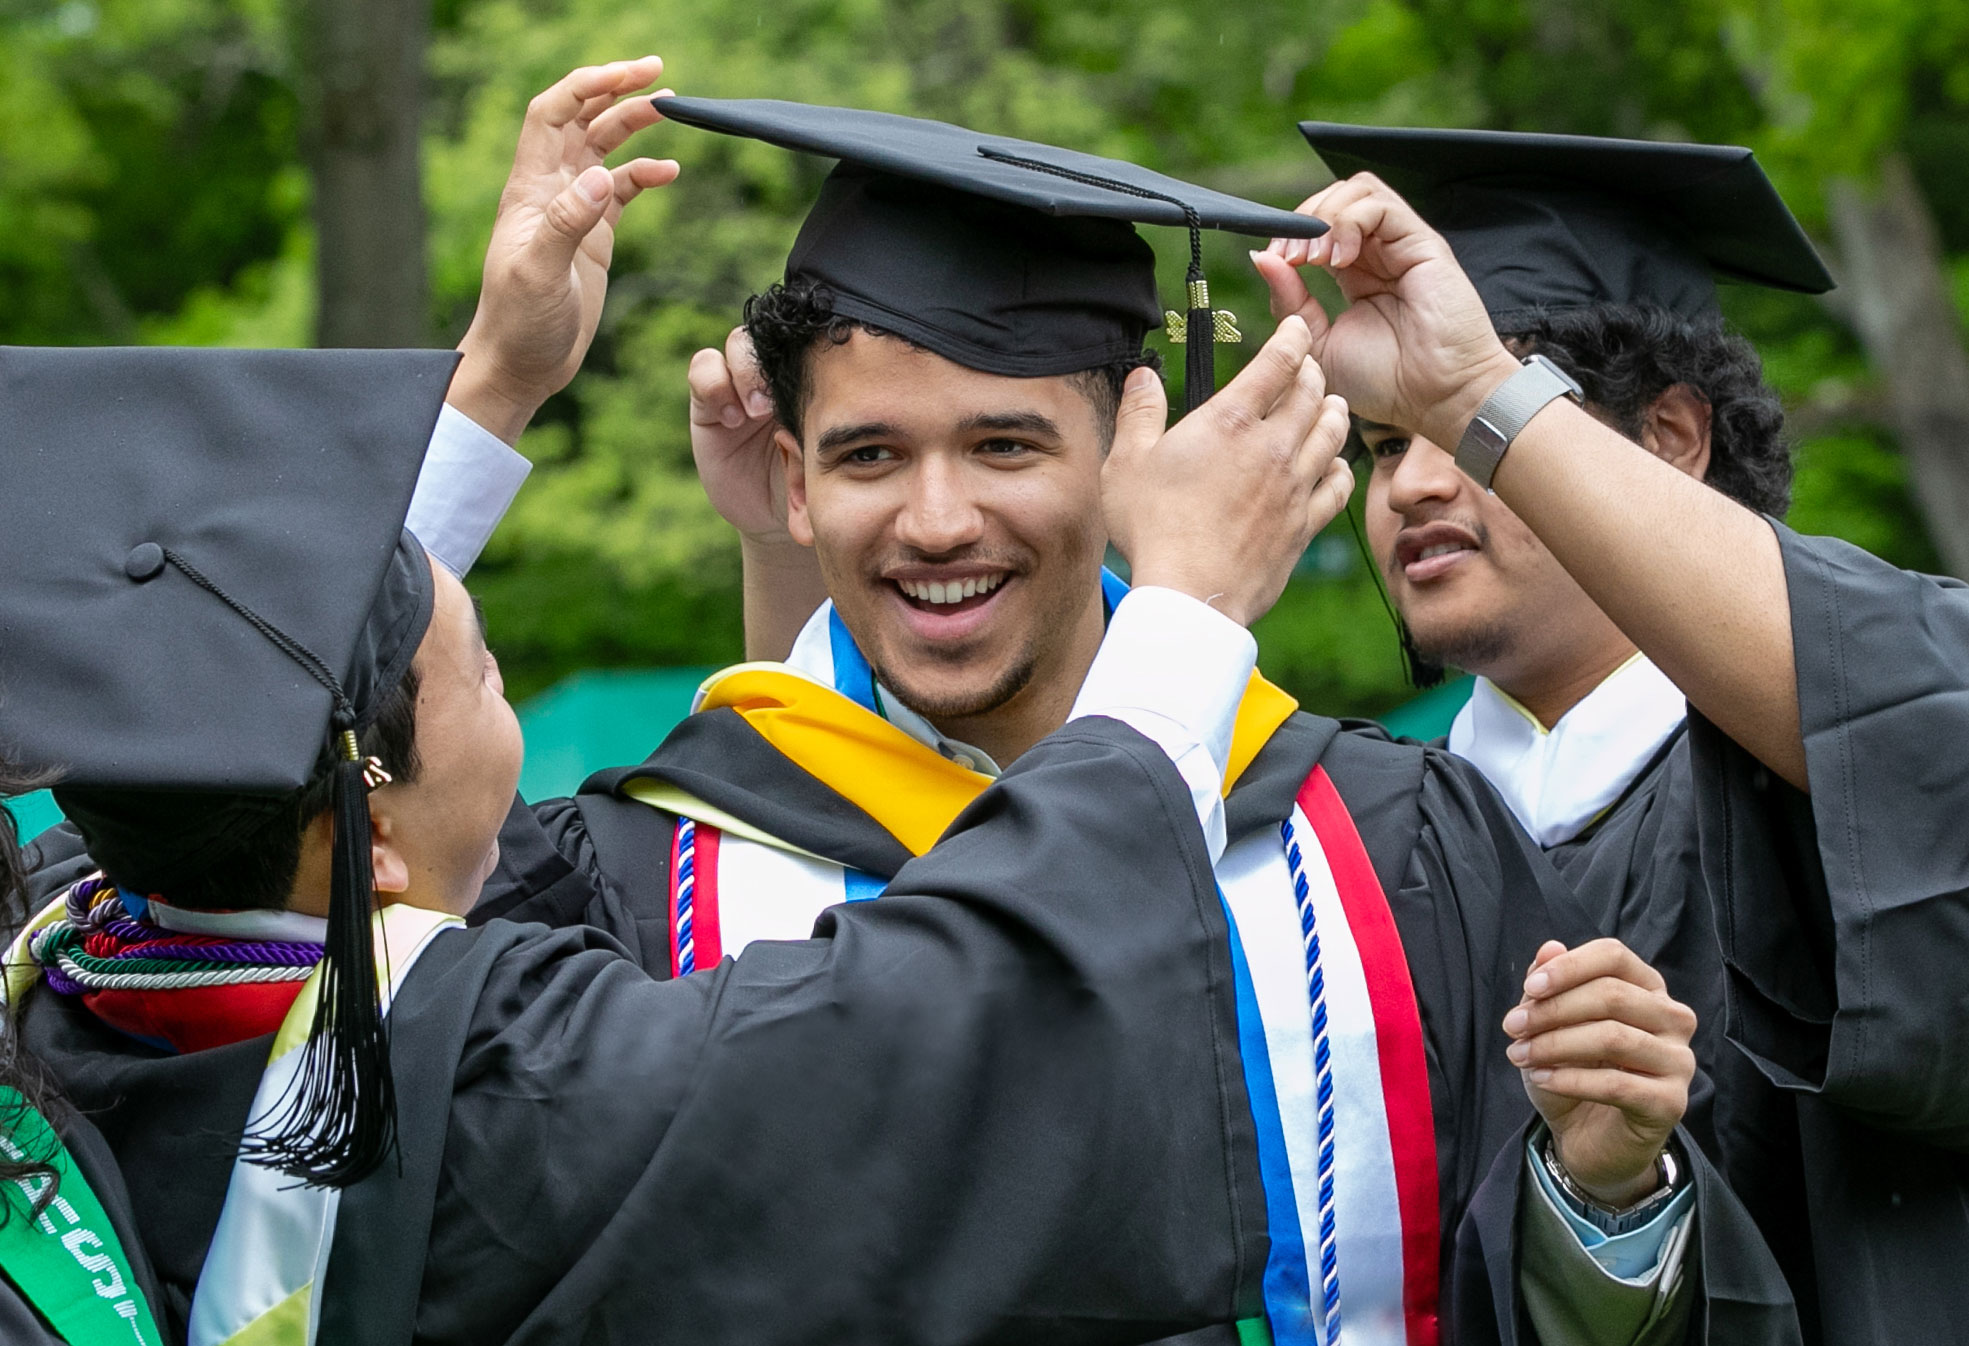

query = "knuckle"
[1612,1022,1651,1056]
[1213,402,1260,438]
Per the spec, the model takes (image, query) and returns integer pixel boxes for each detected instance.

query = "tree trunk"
[1825,154,1969,578]
[296,0,429,348]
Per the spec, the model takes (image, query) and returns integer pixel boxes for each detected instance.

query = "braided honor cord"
[1281,815,1342,1344]
[675,818,699,976]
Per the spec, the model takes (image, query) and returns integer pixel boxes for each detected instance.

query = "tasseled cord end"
[1183,273,1214,415]
[237,707,397,1189]
[1163,221,1239,413]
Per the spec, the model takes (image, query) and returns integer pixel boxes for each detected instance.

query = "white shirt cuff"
[1067,586,1256,861]
[405,403,532,576]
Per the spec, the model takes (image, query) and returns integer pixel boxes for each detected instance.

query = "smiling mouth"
[1394,527,1482,583]
[893,573,1008,614]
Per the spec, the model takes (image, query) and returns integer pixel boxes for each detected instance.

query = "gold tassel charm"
[1163,279,1242,344]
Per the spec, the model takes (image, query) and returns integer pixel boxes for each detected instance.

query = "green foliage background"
[4,0,1966,710]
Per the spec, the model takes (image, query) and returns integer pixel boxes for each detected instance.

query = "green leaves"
[1,0,1954,708]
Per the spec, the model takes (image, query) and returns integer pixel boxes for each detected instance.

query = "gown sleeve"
[1687,521,1969,1144]
[404,716,1270,1345]
[468,788,676,972]
[1395,752,1798,1346]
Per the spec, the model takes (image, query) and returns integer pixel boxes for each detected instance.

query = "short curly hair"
[743,277,1162,448]
[1501,303,1792,515]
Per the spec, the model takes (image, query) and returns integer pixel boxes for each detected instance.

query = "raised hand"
[1103,315,1355,628]
[451,57,681,443]
[689,327,789,544]
[1249,173,1520,454]
[1505,938,1698,1206]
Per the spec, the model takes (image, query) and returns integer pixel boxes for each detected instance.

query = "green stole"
[0,1089,162,1345]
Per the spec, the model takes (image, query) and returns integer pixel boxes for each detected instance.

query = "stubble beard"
[871,645,1040,724]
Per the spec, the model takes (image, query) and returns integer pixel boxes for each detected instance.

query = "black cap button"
[124,542,166,581]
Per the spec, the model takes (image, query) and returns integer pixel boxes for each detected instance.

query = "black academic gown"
[1681,522,1969,1346]
[0,1111,165,1346]
[478,705,1800,1344]
[1406,522,1969,1346]
[20,719,1280,1345]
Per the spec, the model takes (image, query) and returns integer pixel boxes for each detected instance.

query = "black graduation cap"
[1297,123,1834,330]
[660,96,1328,411]
[0,344,458,1186]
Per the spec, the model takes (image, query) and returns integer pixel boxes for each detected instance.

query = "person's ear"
[1639,384,1712,482]
[368,793,411,896]
[781,427,816,547]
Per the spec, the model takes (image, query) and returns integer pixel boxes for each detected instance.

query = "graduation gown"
[481,683,1798,1345]
[1682,522,1969,1345]
[1417,522,1969,1344]
[20,718,1282,1345]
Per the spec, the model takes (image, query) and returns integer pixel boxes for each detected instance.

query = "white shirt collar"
[1447,654,1687,848]
[782,601,1005,777]
[146,898,330,943]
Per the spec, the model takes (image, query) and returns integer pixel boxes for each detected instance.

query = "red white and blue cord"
[675,818,700,976]
[1282,816,1343,1345]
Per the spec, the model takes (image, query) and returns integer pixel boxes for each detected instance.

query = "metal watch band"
[1542,1134,1686,1237]
[1452,354,1584,489]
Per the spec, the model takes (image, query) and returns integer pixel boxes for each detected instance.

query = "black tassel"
[239,710,397,1188]
[1184,286,1214,414]
[1340,482,1445,690]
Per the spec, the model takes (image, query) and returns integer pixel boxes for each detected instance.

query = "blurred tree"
[0,0,299,346]
[1727,0,1969,572]
[3,0,1962,711]
[295,0,430,346]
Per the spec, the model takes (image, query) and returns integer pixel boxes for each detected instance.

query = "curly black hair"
[743,277,1162,448]
[1502,302,1792,516]
[1,764,68,1218]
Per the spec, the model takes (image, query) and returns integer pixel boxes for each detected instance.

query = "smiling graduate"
[410,98,1804,1346]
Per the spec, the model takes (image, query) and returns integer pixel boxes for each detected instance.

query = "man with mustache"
[1258,145,1969,1345]
[423,97,1798,1344]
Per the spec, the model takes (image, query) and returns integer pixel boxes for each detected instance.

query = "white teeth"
[899,574,1006,605]
[1417,544,1467,561]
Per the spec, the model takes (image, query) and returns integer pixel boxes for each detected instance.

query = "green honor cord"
[0,1089,161,1346]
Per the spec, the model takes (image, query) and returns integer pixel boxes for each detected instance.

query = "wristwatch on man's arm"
[1541,1132,1687,1237]
[1453,353,1585,490]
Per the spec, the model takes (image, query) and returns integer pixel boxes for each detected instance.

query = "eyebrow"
[1356,419,1401,436]
[816,421,905,455]
[956,410,1062,439]
[469,594,489,652]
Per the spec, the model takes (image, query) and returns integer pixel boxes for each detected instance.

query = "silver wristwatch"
[1453,354,1584,489]
[1542,1133,1686,1237]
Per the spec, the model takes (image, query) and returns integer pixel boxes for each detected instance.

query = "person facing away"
[3,336,1361,1346]
[420,96,1794,1346]
[0,759,168,1346]
[1254,145,1969,1346]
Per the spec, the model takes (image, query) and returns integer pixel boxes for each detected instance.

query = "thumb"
[1110,365,1168,459]
[528,165,613,276]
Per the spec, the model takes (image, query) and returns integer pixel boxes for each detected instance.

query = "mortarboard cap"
[660,96,1328,411]
[1297,123,1833,330]
[0,345,458,1186]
